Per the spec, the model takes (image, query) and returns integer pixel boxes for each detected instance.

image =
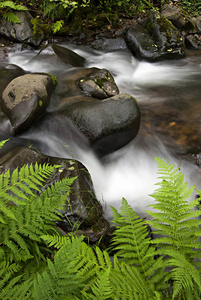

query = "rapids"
[5,44,201,220]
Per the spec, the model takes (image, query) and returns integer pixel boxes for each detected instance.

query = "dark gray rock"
[48,67,119,112]
[125,24,162,62]
[1,73,56,134]
[0,11,43,46]
[125,10,185,62]
[91,37,128,51]
[0,146,109,236]
[46,67,140,157]
[77,68,119,99]
[31,44,86,69]
[61,93,141,157]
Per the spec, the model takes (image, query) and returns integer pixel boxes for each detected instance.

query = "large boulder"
[0,146,109,240]
[1,73,56,134]
[48,67,119,111]
[0,64,26,136]
[47,67,140,157]
[125,10,185,62]
[53,93,140,157]
[0,11,43,46]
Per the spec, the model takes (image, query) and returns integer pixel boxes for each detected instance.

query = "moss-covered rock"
[125,10,185,62]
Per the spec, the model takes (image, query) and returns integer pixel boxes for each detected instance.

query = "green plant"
[0,145,76,299]
[0,0,28,23]
[0,153,201,299]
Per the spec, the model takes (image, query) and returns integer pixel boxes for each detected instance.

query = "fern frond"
[110,262,157,300]
[33,236,85,300]
[147,158,201,258]
[0,165,75,263]
[1,11,20,23]
[165,251,201,299]
[82,268,113,300]
[111,198,155,276]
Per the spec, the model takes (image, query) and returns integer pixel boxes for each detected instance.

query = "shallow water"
[6,45,201,220]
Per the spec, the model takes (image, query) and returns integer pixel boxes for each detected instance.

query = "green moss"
[44,73,57,86]
[31,18,45,41]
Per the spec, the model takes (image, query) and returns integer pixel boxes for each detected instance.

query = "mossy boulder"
[161,4,197,33]
[125,10,185,62]
[1,73,56,134]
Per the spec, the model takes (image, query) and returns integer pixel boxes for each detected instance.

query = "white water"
[8,45,201,221]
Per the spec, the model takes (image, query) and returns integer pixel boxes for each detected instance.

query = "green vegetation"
[0,138,201,300]
[0,0,200,38]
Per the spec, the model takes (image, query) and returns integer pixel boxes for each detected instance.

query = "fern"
[0,161,76,299]
[0,1,28,23]
[146,158,201,299]
[0,151,201,299]
[147,158,201,257]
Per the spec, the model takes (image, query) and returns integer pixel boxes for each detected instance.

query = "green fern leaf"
[33,236,85,299]
[1,11,20,23]
[111,198,155,274]
[82,268,113,299]
[147,158,201,258]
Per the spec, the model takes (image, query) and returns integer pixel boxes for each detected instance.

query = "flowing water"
[5,44,201,220]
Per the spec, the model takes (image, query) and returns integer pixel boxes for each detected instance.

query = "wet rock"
[47,67,140,157]
[1,73,56,134]
[0,146,109,236]
[48,67,119,111]
[78,68,119,99]
[0,64,26,136]
[91,37,127,51]
[0,11,43,46]
[125,24,162,62]
[61,93,141,157]
[30,44,86,72]
[125,10,185,62]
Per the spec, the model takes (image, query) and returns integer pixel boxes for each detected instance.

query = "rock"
[46,67,140,157]
[125,10,185,62]
[61,93,141,157]
[91,37,128,51]
[1,73,56,134]
[161,4,201,49]
[185,34,199,49]
[0,64,26,136]
[29,44,86,73]
[0,146,109,236]
[78,68,119,99]
[125,24,162,62]
[0,11,43,46]
[48,67,119,111]
[161,4,197,33]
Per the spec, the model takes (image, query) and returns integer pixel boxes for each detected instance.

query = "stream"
[3,44,201,221]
